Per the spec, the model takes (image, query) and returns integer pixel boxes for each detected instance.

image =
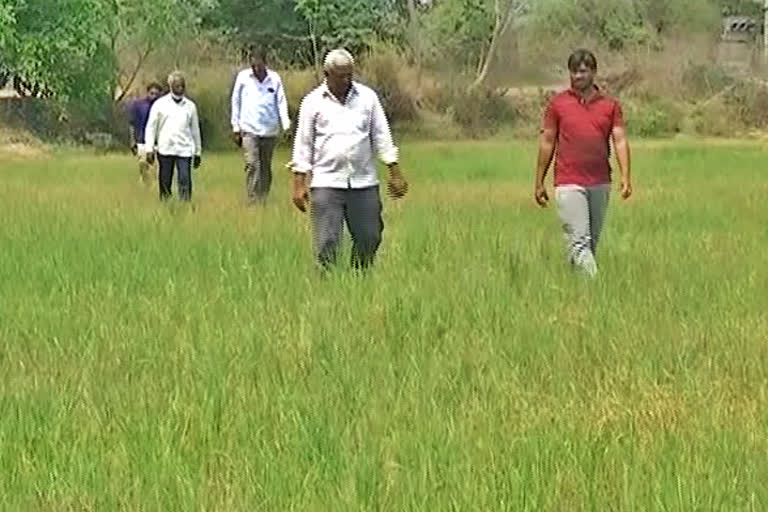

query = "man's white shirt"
[290,82,398,189]
[145,94,202,157]
[231,68,291,137]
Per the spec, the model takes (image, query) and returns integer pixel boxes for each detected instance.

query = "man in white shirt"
[290,49,409,270]
[145,71,202,202]
[231,46,291,204]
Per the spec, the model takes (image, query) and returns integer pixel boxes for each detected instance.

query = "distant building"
[0,83,20,99]
[718,15,759,73]
[722,15,759,42]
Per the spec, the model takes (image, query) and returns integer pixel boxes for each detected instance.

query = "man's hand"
[193,156,202,169]
[620,179,633,200]
[535,182,549,207]
[232,132,243,148]
[387,163,409,199]
[292,174,309,213]
[146,151,155,165]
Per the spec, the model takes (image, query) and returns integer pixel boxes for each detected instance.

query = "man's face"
[147,87,162,102]
[570,63,595,91]
[325,65,354,97]
[251,56,267,76]
[170,79,186,97]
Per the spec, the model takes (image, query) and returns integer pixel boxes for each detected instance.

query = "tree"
[422,0,494,71]
[294,0,404,78]
[106,0,218,102]
[470,0,529,90]
[0,0,114,109]
[204,0,310,66]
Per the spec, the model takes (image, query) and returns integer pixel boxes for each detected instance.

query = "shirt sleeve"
[371,93,398,165]
[190,104,202,156]
[144,102,160,151]
[231,73,242,132]
[289,95,315,174]
[542,98,559,132]
[126,101,137,127]
[611,101,625,129]
[276,77,291,132]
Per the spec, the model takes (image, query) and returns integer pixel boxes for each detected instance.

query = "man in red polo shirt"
[534,49,632,277]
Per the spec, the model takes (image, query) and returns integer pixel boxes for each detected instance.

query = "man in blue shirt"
[127,82,163,185]
[231,46,291,204]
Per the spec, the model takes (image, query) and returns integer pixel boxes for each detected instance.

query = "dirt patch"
[0,127,47,158]
[0,142,46,158]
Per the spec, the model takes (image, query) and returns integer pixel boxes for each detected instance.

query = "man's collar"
[249,68,271,80]
[321,81,358,101]
[568,85,602,103]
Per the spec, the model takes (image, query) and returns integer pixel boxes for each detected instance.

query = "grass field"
[0,139,767,510]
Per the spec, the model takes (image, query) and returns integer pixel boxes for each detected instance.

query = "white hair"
[167,71,186,87]
[323,49,355,72]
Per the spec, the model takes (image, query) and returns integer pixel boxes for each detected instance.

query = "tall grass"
[0,139,767,510]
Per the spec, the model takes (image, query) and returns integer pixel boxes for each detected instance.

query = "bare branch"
[115,42,153,102]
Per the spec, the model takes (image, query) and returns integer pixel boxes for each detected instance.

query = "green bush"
[724,80,768,129]
[689,101,742,137]
[681,62,733,102]
[625,99,683,137]
[359,47,420,124]
[449,87,519,138]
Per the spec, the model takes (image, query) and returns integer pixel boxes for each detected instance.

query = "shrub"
[449,86,520,138]
[624,98,683,137]
[724,80,768,129]
[690,101,742,137]
[681,62,733,102]
[359,45,420,124]
[280,69,320,121]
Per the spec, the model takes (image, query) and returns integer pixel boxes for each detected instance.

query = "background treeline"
[1,0,767,148]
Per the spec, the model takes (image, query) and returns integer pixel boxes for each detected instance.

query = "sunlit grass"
[0,139,766,510]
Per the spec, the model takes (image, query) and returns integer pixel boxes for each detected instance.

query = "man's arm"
[534,99,559,207]
[191,104,202,157]
[289,96,315,212]
[230,74,242,133]
[612,125,632,200]
[126,102,138,152]
[535,126,557,207]
[276,78,291,132]
[371,95,407,199]
[128,125,137,153]
[144,102,160,161]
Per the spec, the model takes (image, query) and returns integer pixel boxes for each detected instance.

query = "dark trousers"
[311,186,384,269]
[158,154,192,201]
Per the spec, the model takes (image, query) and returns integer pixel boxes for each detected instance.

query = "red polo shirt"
[542,88,624,186]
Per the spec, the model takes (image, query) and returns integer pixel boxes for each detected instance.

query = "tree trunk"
[470,0,525,91]
[115,43,153,103]
[309,20,321,82]
[406,0,423,84]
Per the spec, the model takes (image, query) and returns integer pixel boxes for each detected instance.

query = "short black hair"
[247,45,268,62]
[147,82,163,92]
[568,49,597,72]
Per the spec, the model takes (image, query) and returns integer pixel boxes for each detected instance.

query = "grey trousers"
[555,184,611,277]
[311,186,384,269]
[243,134,276,202]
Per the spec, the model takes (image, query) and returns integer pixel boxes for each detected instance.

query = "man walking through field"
[231,46,291,204]
[144,71,203,202]
[290,49,409,270]
[535,49,632,276]
[127,82,163,185]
